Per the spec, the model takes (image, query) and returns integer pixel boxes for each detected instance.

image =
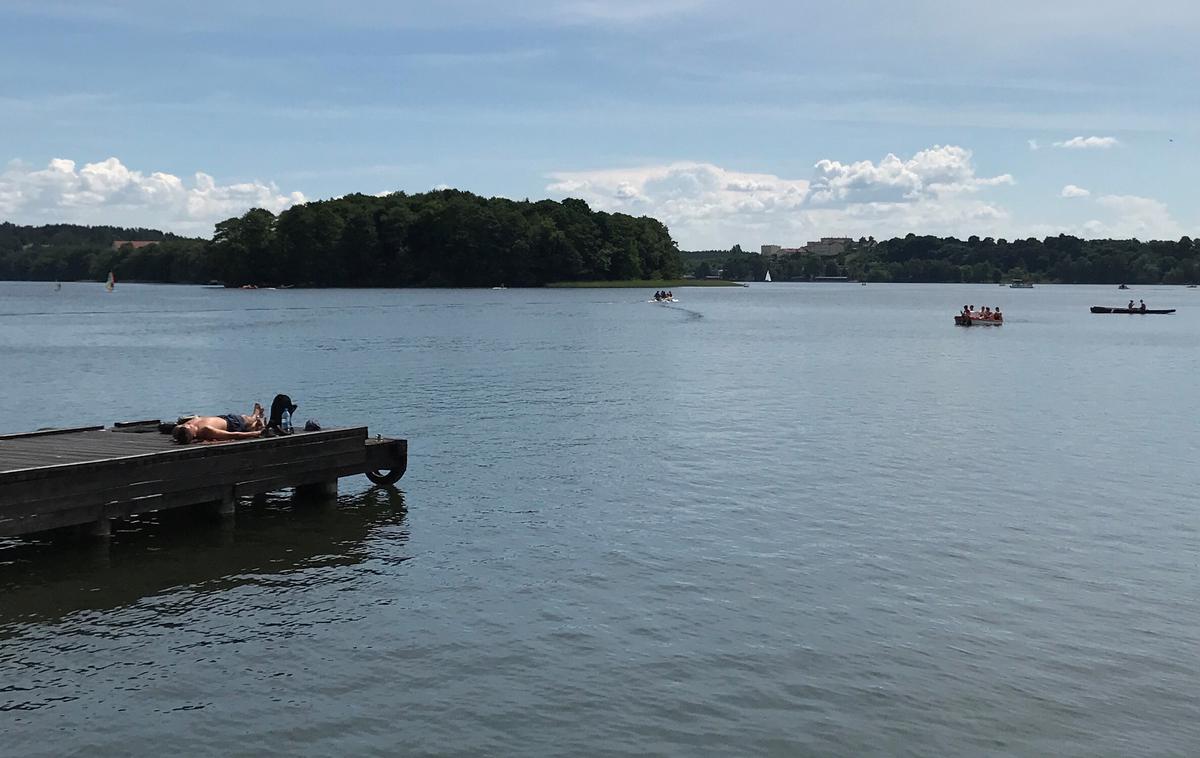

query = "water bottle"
[281,408,292,433]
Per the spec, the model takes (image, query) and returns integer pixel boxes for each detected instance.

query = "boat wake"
[653,302,703,320]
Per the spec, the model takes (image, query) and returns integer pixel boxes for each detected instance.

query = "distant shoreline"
[546,279,743,288]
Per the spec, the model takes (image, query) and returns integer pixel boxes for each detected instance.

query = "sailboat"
[764,270,772,282]
[105,271,115,292]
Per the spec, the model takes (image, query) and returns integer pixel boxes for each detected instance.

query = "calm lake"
[2,281,1198,756]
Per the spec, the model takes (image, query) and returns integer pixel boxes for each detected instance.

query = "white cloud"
[546,0,708,24]
[0,156,304,235]
[547,146,1015,248]
[1061,184,1090,198]
[806,145,1012,206]
[1083,194,1182,238]
[1028,139,1040,151]
[1053,136,1119,149]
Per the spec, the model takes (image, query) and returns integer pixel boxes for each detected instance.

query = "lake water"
[2,281,1199,756]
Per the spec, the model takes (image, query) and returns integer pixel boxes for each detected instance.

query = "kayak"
[954,315,1002,326]
[1090,306,1175,314]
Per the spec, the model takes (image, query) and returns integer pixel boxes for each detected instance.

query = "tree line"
[0,223,209,283]
[4,206,1196,287]
[0,190,683,287]
[688,234,1200,285]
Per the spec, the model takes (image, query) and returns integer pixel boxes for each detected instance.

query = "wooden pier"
[0,422,407,538]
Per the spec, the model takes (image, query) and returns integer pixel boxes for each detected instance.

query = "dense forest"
[696,234,1200,285]
[2,195,1196,286]
[0,223,209,283]
[0,190,682,287]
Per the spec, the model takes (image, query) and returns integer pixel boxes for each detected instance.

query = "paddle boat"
[1009,279,1033,288]
[954,307,1003,326]
[954,315,1003,326]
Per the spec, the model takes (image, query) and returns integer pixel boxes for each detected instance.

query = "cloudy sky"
[1,0,1195,247]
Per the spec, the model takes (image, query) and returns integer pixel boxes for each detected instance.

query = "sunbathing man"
[172,403,265,444]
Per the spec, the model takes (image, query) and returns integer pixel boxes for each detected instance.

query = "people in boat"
[171,403,265,444]
[993,307,1002,321]
[1139,299,1147,313]
[666,290,673,300]
[1128,300,1135,311]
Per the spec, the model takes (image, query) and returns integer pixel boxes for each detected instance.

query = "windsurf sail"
[765,270,772,282]
[105,271,115,292]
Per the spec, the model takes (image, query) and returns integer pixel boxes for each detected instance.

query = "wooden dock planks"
[0,423,408,537]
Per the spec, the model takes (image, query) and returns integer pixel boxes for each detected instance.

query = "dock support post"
[203,489,236,526]
[88,516,111,539]
[213,491,235,517]
[294,479,338,503]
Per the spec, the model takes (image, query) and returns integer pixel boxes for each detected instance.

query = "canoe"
[1090,306,1175,314]
[954,315,1003,326]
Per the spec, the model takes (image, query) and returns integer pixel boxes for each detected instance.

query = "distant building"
[112,240,158,251]
[803,237,853,257]
[761,238,854,258]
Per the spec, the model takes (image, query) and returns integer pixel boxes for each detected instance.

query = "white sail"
[105,271,115,292]
[765,270,772,282]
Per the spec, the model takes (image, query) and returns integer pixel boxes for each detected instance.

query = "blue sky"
[1,0,1195,247]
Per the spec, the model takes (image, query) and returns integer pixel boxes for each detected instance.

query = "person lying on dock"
[172,404,265,444]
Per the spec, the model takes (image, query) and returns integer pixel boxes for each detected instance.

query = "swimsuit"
[220,414,247,432]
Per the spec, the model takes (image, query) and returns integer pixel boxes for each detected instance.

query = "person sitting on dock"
[172,404,265,444]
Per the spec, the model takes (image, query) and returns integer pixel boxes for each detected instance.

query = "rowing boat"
[1090,306,1175,314]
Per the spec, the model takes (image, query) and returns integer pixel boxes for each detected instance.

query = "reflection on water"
[0,488,408,639]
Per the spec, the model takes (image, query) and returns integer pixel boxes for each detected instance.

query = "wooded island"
[1,190,1195,286]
